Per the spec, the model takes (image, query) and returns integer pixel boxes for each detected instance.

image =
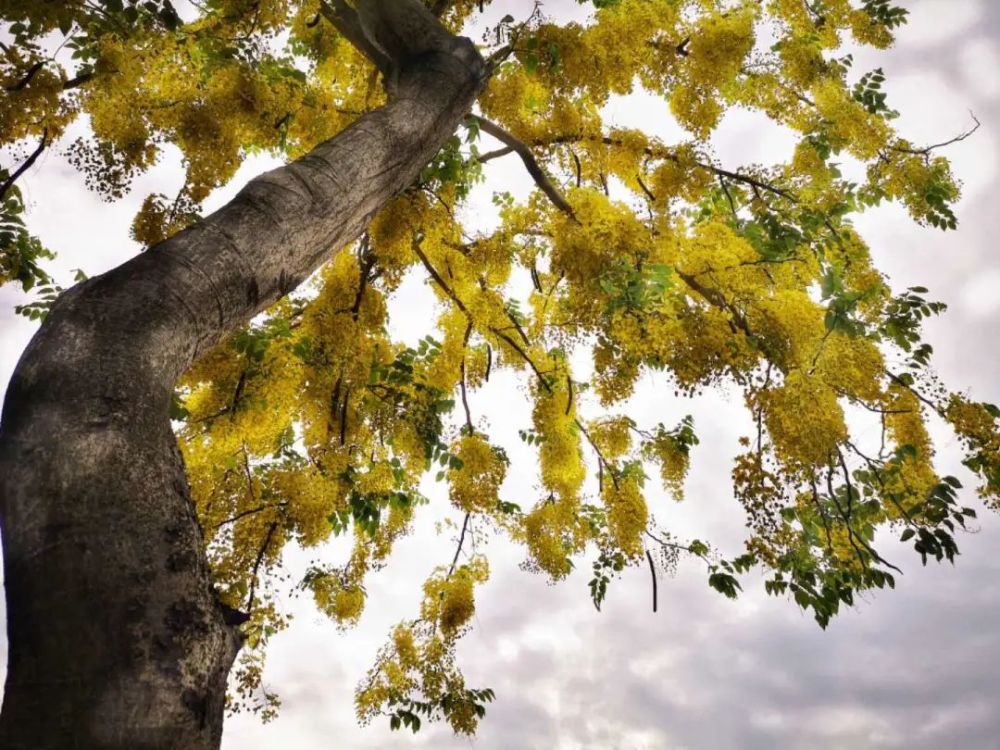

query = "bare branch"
[460,322,474,432]
[447,512,471,577]
[213,502,288,530]
[646,549,658,612]
[477,145,515,163]
[470,115,578,219]
[892,113,981,156]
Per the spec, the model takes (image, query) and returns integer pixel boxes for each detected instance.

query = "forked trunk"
[0,4,484,746]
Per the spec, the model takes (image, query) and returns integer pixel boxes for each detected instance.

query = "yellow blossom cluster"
[945,395,1000,507]
[522,497,582,580]
[602,476,648,559]
[421,558,488,635]
[645,434,692,501]
[449,434,508,513]
[312,575,366,627]
[532,384,585,500]
[762,371,847,470]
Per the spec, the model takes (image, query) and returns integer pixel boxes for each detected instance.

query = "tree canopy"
[2,0,998,738]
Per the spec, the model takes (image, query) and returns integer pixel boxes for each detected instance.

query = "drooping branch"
[411,239,554,391]
[646,549,658,613]
[460,321,474,432]
[413,237,469,315]
[479,139,782,367]
[470,115,578,218]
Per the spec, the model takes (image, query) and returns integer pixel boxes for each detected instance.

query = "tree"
[0,0,997,747]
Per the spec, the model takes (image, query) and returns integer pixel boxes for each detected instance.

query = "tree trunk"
[0,4,485,747]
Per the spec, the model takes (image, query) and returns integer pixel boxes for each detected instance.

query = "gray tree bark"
[0,2,485,747]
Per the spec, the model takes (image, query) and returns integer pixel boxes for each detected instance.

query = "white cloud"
[958,36,1000,100]
[958,267,1000,319]
[902,0,983,48]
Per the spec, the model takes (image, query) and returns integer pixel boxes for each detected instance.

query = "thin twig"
[891,113,980,156]
[448,513,471,577]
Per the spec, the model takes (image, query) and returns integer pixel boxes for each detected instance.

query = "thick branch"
[62,71,94,90]
[4,61,44,92]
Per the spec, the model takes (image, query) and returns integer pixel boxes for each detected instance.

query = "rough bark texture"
[0,3,485,747]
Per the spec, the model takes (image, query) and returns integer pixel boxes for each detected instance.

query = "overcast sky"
[2,2,999,748]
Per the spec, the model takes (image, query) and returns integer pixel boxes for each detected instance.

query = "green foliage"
[388,687,496,734]
[662,415,699,455]
[922,169,959,231]
[588,549,625,611]
[420,134,483,201]
[97,0,182,31]
[820,265,870,336]
[878,286,946,367]
[598,260,672,316]
[862,0,909,29]
[852,68,898,119]
[706,554,753,600]
[1,181,53,294]
[365,336,458,465]
[332,482,423,538]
